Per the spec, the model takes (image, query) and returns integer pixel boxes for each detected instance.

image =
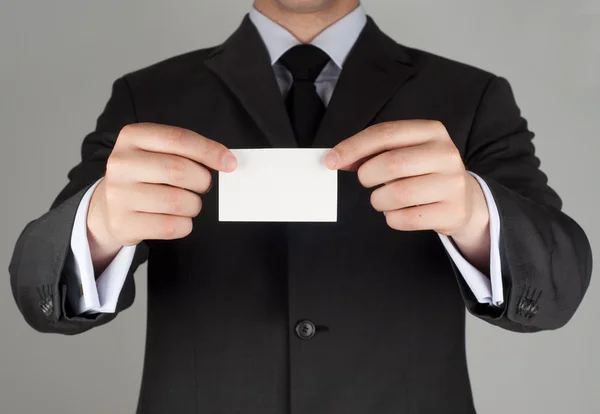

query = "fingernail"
[221,151,238,172]
[325,150,339,169]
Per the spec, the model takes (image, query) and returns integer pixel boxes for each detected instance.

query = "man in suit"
[9,0,593,413]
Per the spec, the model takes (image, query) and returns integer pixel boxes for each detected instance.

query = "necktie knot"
[279,44,330,82]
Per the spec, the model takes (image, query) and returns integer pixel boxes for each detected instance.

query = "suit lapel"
[313,17,417,148]
[204,16,297,148]
[204,16,416,149]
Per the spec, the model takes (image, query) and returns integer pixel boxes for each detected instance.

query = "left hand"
[324,120,489,241]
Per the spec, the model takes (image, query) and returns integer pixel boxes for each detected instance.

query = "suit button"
[517,298,539,319]
[295,320,316,340]
[40,297,53,317]
[37,284,55,318]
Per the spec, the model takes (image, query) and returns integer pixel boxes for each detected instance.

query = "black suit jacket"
[9,15,593,414]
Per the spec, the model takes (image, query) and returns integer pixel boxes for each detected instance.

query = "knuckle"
[164,156,187,185]
[103,184,124,211]
[105,154,122,176]
[118,124,136,140]
[192,195,203,216]
[431,120,447,134]
[356,166,370,187]
[404,212,420,230]
[104,185,117,206]
[376,122,396,140]
[165,189,184,214]
[435,142,461,168]
[164,127,186,149]
[392,184,408,206]
[369,190,380,210]
[159,216,180,239]
[454,174,467,192]
[158,216,193,239]
[387,151,403,174]
[391,209,419,230]
[385,212,402,230]
[181,218,194,237]
[446,146,463,166]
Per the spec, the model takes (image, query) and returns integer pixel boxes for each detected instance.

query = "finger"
[123,123,237,172]
[357,142,454,188]
[111,151,213,194]
[370,174,456,212]
[127,183,202,217]
[115,212,194,245]
[325,120,447,171]
[384,202,449,232]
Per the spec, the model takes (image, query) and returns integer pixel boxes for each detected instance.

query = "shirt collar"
[248,5,367,69]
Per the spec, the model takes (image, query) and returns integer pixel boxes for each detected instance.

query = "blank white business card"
[218,148,337,222]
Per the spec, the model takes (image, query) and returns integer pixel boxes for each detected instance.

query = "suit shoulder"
[121,47,218,85]
[404,46,497,86]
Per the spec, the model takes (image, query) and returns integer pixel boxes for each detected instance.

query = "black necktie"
[279,44,331,147]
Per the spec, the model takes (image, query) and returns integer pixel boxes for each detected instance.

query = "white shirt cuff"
[68,178,136,314]
[437,172,503,306]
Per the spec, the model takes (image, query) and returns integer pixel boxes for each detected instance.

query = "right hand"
[88,123,237,258]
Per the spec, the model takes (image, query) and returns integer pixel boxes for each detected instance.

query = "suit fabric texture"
[9,15,593,414]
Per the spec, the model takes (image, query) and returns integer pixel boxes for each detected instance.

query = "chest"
[134,70,475,154]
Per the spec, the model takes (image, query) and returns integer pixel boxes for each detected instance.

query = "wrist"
[448,175,491,272]
[452,205,489,246]
[87,180,123,274]
[452,175,489,237]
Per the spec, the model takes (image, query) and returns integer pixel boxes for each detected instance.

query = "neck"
[253,0,360,43]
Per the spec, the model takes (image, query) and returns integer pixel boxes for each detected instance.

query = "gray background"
[1,0,598,413]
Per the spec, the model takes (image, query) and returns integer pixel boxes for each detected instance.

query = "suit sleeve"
[456,75,593,332]
[8,76,149,335]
